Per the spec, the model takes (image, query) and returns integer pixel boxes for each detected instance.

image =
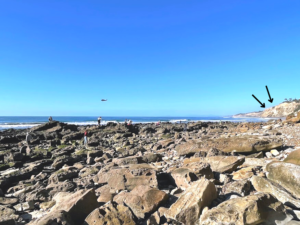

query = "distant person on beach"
[49,116,53,122]
[184,123,187,131]
[26,131,32,145]
[84,130,88,147]
[98,117,102,127]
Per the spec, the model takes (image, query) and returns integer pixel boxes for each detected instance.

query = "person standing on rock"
[98,117,102,127]
[84,130,88,147]
[26,131,32,146]
[184,123,187,132]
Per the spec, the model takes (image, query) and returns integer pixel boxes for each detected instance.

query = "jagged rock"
[232,166,255,180]
[184,156,245,173]
[175,140,205,156]
[147,211,160,225]
[251,176,300,209]
[84,202,136,225]
[0,197,18,205]
[158,139,174,148]
[95,185,114,204]
[30,121,61,132]
[13,201,34,211]
[48,167,78,184]
[181,161,214,180]
[51,189,99,224]
[95,164,158,191]
[176,136,283,155]
[171,168,198,190]
[87,150,103,158]
[46,181,76,198]
[142,153,163,163]
[200,193,292,225]
[40,201,56,210]
[165,177,217,225]
[51,155,79,170]
[112,156,143,165]
[113,185,168,219]
[0,205,19,221]
[222,179,252,197]
[266,161,300,198]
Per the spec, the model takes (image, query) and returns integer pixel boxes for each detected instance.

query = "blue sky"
[0,0,299,116]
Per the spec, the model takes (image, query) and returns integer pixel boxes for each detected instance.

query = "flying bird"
[101,99,107,101]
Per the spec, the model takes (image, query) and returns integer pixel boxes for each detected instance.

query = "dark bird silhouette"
[101,99,107,101]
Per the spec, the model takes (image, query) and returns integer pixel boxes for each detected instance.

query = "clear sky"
[0,0,299,116]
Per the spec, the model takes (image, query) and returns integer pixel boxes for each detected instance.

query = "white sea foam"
[169,119,188,123]
[0,124,40,129]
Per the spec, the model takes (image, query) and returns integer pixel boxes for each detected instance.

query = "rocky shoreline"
[1,118,300,225]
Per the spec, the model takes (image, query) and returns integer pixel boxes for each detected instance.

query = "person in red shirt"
[84,130,88,147]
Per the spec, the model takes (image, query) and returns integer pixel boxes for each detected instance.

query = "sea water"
[0,116,272,130]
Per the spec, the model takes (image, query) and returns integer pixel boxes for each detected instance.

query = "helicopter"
[101,99,107,101]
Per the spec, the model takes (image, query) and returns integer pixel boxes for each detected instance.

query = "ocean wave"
[169,119,188,123]
[0,124,40,129]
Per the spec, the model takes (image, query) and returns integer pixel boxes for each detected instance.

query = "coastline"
[0,116,273,130]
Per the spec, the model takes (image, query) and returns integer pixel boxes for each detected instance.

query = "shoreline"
[0,117,274,131]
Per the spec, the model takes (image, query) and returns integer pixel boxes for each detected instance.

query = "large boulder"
[266,161,300,199]
[113,185,168,219]
[95,164,158,191]
[175,141,204,156]
[176,136,283,155]
[284,149,300,166]
[84,202,136,225]
[251,176,300,209]
[184,156,245,173]
[200,193,292,225]
[165,177,217,225]
[51,189,99,224]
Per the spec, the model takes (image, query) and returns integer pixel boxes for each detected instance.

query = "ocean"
[0,116,271,130]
